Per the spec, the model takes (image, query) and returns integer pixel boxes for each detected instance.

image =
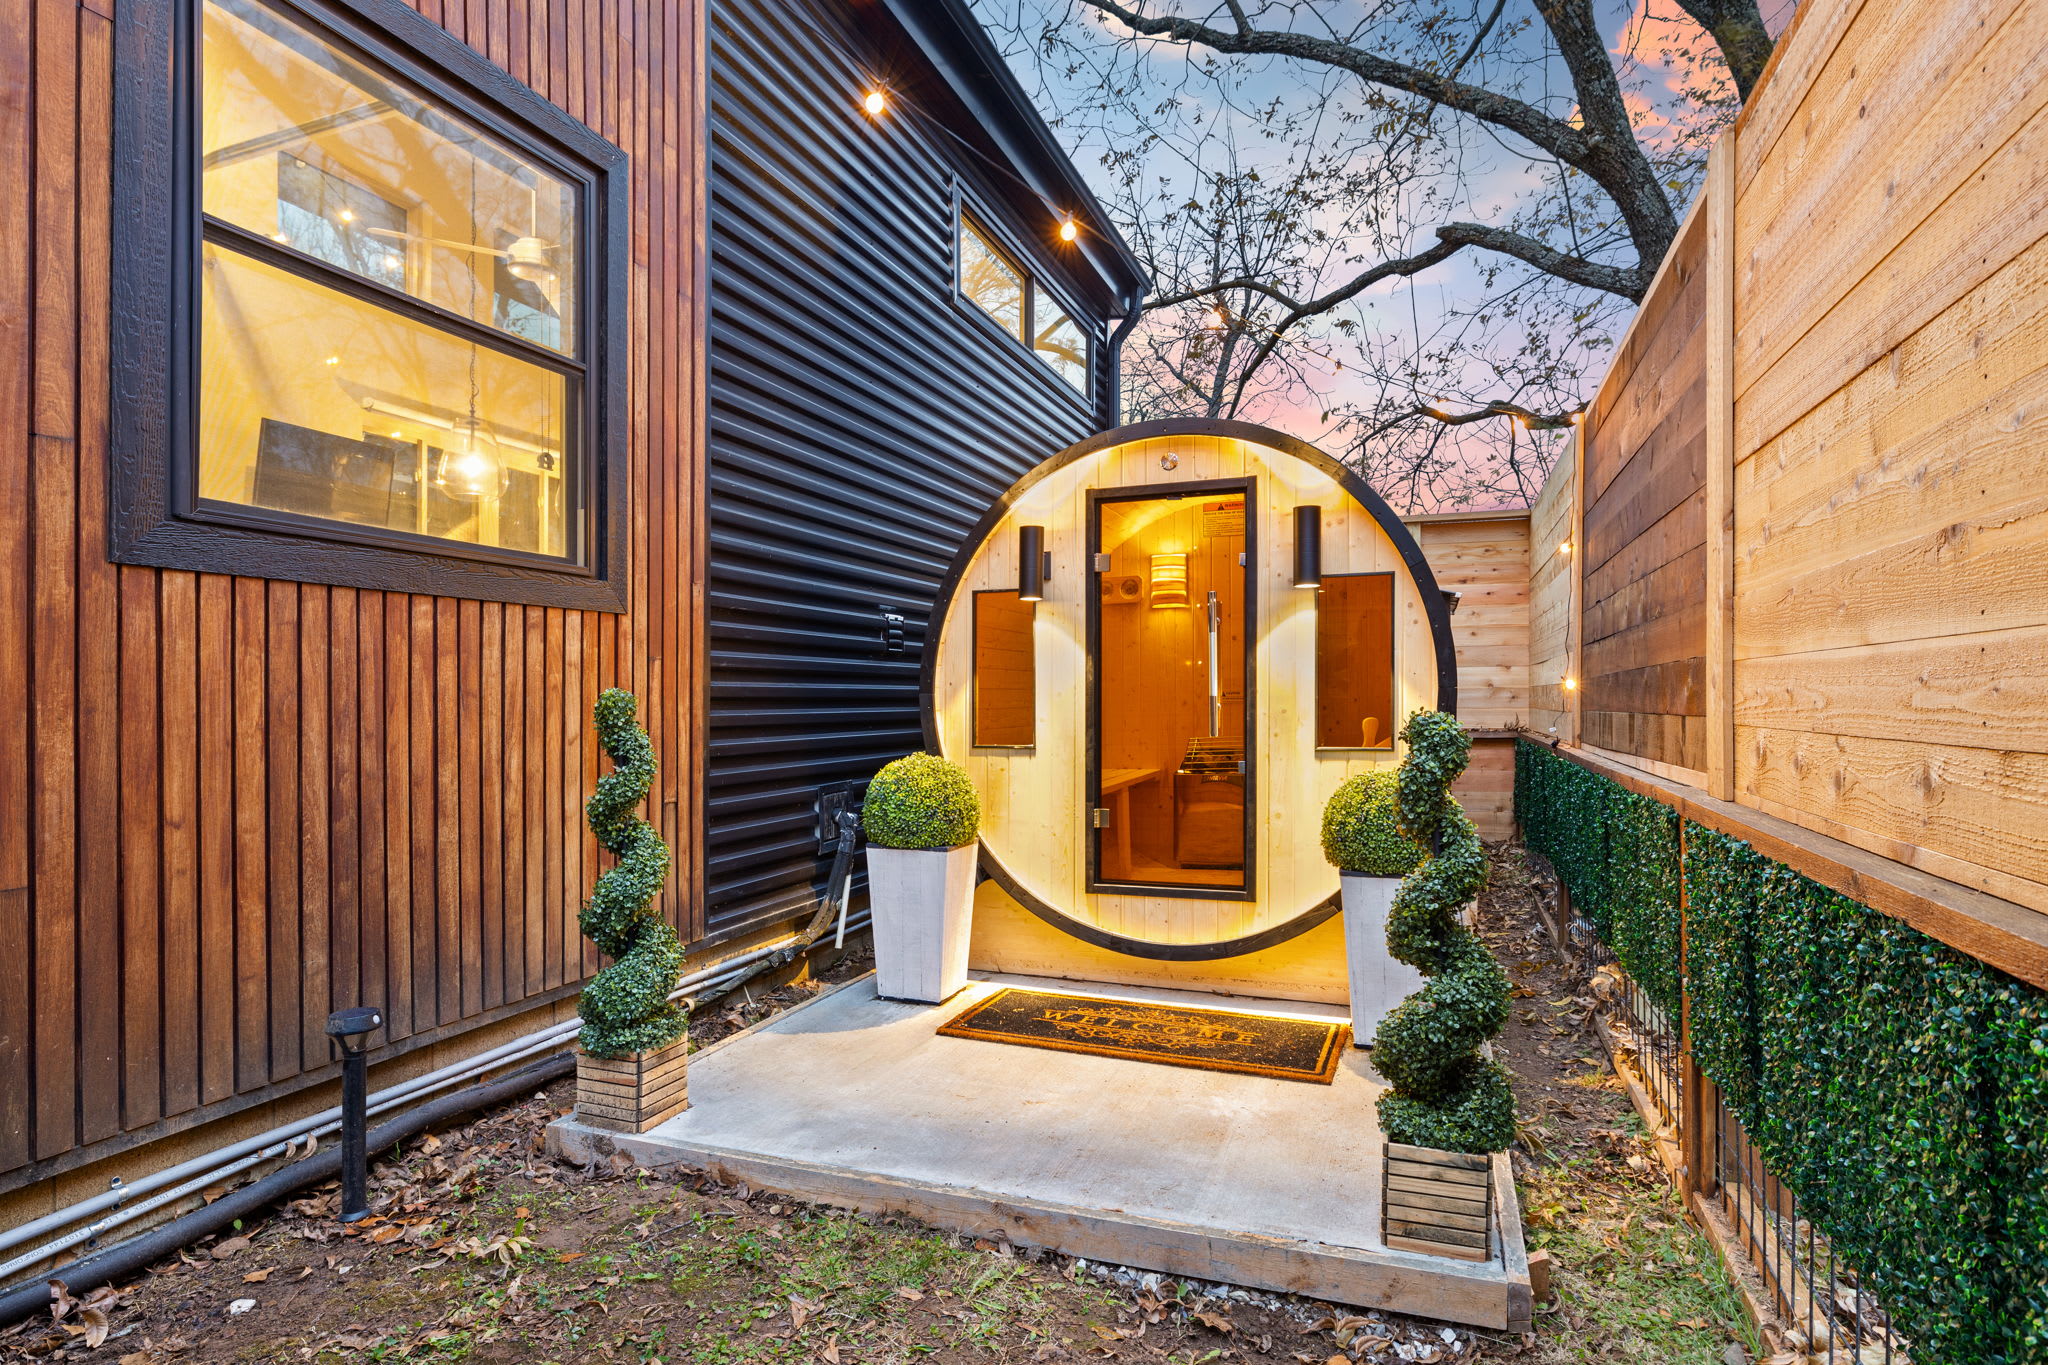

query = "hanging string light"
[1057,216,1079,242]
[862,89,887,116]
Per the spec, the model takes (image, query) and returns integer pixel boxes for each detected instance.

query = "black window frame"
[110,0,631,610]
[1084,477,1259,902]
[950,193,1096,401]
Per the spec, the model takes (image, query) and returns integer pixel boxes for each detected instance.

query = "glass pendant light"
[440,163,503,501]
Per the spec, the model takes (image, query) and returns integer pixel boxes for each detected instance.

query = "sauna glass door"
[1089,482,1253,895]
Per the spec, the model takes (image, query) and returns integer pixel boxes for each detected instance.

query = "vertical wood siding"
[0,0,706,1187]
[701,0,1112,940]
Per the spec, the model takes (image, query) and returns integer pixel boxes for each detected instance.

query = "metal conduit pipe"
[0,1056,575,1330]
[0,919,867,1266]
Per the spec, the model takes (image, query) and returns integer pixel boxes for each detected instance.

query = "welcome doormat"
[937,988,1348,1084]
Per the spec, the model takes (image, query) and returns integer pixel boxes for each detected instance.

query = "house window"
[956,209,1091,395]
[959,217,1025,341]
[111,0,628,608]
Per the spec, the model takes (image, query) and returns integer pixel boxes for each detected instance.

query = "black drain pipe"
[0,1053,573,1329]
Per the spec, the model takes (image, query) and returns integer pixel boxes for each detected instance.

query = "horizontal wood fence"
[1531,0,2048,947]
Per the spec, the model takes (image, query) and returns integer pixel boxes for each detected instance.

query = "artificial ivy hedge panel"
[1513,741,1683,1018]
[1683,825,2048,1364]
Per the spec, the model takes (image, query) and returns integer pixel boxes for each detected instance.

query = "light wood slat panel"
[1736,99,2048,458]
[1734,628,2048,754]
[1733,232,2048,629]
[1734,0,2045,414]
[1736,726,2048,913]
[1410,516,1529,732]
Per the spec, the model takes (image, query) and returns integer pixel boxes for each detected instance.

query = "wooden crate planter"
[576,1037,690,1133]
[1383,1142,1494,1262]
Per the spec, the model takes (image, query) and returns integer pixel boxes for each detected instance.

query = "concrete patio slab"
[547,974,1531,1332]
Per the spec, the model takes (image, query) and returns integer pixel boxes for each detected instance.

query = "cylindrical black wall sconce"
[1018,525,1047,600]
[1292,505,1321,588]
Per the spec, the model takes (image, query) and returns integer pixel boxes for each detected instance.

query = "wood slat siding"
[1404,514,1531,733]
[0,0,707,1189]
[701,0,1115,941]
[1579,205,1709,777]
[1401,512,1529,843]
[1519,0,2048,944]
[1730,0,2048,915]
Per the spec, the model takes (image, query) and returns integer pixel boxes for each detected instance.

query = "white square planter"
[866,843,978,1003]
[1342,873,1425,1045]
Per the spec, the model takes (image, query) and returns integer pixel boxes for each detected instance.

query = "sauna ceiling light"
[1149,553,1189,608]
[1018,525,1046,601]
[1292,505,1321,589]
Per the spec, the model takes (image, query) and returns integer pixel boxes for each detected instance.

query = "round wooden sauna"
[920,419,1457,998]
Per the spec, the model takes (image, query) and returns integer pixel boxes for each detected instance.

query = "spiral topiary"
[1321,770,1423,877]
[575,688,685,1059]
[862,753,980,850]
[1370,710,1516,1154]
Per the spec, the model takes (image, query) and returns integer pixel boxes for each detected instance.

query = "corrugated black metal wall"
[704,0,1116,940]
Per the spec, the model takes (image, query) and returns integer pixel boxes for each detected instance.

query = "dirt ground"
[2,842,1755,1365]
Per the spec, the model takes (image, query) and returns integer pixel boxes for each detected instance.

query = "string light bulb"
[862,89,887,116]
[1563,676,1579,692]
[1058,216,1079,242]
[1207,306,1227,329]
[1557,539,1573,557]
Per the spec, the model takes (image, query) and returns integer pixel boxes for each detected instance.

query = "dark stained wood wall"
[1578,206,1708,774]
[0,0,707,1189]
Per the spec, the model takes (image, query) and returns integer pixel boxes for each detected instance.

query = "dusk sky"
[971,0,1796,509]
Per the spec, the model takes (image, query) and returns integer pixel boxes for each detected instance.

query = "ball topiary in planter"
[863,752,981,850]
[1371,710,1515,1156]
[863,753,981,1003]
[1322,770,1424,877]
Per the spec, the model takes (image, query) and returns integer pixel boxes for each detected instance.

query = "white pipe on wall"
[0,918,867,1274]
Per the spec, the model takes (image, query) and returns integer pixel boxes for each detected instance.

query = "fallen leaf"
[820,1339,840,1364]
[788,1296,812,1332]
[209,1237,250,1260]
[226,1299,256,1316]
[893,1287,924,1302]
[241,1268,273,1284]
[1191,1310,1232,1334]
[367,1225,405,1244]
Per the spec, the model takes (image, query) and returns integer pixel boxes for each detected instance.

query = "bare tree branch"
[1671,0,1776,98]
[1434,221,1646,301]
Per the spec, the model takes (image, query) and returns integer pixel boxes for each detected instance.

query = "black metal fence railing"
[1603,956,1913,1364]
[1615,976,1683,1135]
[1713,1096,1908,1363]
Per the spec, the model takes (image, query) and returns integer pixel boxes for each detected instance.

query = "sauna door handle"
[1206,589,1221,738]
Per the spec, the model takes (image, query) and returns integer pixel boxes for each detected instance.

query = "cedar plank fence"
[1532,0,2048,945]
